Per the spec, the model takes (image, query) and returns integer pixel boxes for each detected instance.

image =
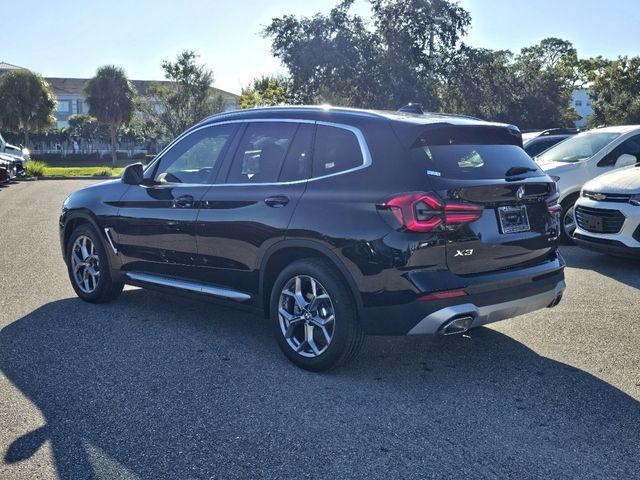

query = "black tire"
[65,224,124,303]
[269,258,365,372]
[560,194,579,245]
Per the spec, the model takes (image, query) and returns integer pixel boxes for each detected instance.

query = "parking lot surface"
[1,179,639,479]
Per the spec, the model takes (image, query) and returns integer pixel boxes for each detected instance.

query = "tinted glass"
[312,125,363,178]
[537,132,620,163]
[153,125,235,184]
[525,138,562,157]
[227,122,297,184]
[412,144,543,180]
[278,124,314,182]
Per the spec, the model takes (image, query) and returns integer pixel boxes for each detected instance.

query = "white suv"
[573,166,640,257]
[537,125,640,242]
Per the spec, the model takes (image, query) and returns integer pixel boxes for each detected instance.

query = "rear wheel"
[270,258,364,372]
[65,224,124,303]
[560,194,579,244]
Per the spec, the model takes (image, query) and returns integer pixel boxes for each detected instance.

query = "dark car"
[523,128,578,158]
[59,106,566,371]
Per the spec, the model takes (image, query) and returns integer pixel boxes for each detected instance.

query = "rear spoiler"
[393,122,524,149]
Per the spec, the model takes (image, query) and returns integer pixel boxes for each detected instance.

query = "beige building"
[0,61,239,128]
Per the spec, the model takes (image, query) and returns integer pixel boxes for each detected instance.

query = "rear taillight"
[379,192,483,232]
[546,192,561,214]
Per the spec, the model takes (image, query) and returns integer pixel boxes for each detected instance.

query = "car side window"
[599,134,640,167]
[152,124,236,184]
[278,124,314,182]
[312,125,363,178]
[226,122,298,184]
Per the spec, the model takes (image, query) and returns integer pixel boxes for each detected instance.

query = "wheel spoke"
[319,325,331,344]
[80,237,89,260]
[307,338,321,356]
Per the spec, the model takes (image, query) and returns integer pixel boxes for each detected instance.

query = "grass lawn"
[42,166,123,177]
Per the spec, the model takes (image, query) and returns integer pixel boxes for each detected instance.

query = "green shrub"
[25,161,47,177]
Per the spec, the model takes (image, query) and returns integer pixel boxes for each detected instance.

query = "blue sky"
[2,0,639,94]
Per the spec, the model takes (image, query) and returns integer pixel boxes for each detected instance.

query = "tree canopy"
[85,65,136,166]
[0,70,56,146]
[146,50,225,139]
[239,75,294,109]
[264,1,588,129]
[587,56,640,127]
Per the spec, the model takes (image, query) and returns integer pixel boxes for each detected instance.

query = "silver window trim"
[145,118,372,187]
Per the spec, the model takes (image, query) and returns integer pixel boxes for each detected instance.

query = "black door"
[114,123,238,278]
[194,121,314,298]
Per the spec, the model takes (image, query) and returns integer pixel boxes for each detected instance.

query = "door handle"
[172,195,194,208]
[264,195,289,208]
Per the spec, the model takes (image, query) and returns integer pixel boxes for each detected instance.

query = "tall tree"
[146,50,225,138]
[264,0,470,109]
[588,56,640,127]
[0,70,56,147]
[239,75,294,109]
[85,65,136,167]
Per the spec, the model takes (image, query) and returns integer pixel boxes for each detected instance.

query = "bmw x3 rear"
[59,106,566,371]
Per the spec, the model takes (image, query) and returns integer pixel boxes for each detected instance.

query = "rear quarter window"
[312,125,363,177]
[413,144,543,180]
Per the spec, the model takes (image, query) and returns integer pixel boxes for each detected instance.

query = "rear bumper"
[408,280,565,334]
[360,255,565,335]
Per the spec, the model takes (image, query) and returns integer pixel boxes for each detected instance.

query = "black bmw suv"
[60,106,566,371]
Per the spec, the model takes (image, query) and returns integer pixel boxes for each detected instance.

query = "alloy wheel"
[278,275,335,358]
[563,205,576,238]
[71,235,101,294]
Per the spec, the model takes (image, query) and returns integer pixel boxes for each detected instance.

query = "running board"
[125,272,251,302]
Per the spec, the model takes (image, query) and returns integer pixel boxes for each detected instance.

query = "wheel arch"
[62,209,120,275]
[259,240,363,318]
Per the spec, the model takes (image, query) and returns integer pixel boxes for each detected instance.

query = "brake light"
[546,192,561,214]
[380,192,483,232]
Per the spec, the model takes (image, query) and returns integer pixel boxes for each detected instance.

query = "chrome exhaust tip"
[439,316,474,336]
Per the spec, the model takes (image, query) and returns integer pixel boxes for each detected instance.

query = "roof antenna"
[398,103,424,114]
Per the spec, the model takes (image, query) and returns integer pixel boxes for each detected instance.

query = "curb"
[19,176,116,181]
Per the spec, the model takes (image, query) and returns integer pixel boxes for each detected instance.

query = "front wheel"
[560,194,579,244]
[270,258,365,372]
[65,224,124,303]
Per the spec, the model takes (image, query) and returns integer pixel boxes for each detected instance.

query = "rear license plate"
[498,205,530,234]
[580,212,603,232]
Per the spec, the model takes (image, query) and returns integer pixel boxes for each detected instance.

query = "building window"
[57,100,71,113]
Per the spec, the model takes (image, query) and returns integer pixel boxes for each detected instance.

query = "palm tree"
[84,66,136,168]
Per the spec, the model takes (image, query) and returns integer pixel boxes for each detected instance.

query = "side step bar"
[125,272,251,302]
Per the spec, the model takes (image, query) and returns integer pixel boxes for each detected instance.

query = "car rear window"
[412,144,543,180]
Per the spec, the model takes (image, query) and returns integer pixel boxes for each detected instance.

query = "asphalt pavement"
[1,179,639,479]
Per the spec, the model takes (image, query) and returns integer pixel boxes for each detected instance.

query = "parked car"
[0,133,29,175]
[0,153,18,180]
[537,125,640,242]
[573,165,640,257]
[59,106,566,371]
[522,128,578,158]
[0,161,10,183]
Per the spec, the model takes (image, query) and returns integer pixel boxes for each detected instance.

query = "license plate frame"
[580,212,604,232]
[498,205,530,234]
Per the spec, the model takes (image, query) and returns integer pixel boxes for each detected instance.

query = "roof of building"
[43,77,238,99]
[0,61,27,72]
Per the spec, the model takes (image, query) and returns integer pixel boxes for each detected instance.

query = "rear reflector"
[418,289,468,301]
[546,192,561,214]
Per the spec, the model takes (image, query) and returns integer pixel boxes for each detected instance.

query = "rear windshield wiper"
[505,166,537,177]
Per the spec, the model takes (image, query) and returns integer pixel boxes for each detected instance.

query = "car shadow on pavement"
[561,245,640,290]
[1,290,639,479]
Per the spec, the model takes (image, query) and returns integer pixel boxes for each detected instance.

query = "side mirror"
[121,163,144,185]
[615,153,637,168]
